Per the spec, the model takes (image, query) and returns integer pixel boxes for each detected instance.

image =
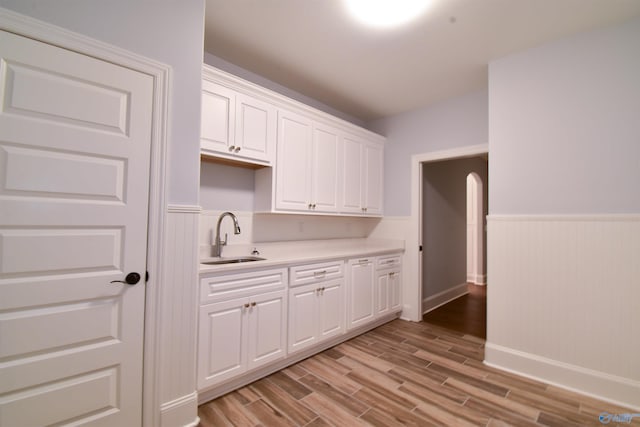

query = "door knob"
[111,272,141,285]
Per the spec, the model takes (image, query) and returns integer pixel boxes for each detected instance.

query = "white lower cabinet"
[198,268,287,390]
[197,252,402,395]
[288,261,345,354]
[375,255,402,316]
[347,257,376,329]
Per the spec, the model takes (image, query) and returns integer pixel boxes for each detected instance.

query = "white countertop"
[199,238,405,274]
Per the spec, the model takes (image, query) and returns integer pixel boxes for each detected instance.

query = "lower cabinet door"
[318,279,345,340]
[288,284,319,353]
[198,297,247,389]
[348,259,375,329]
[247,290,287,369]
[376,271,390,316]
[388,270,402,312]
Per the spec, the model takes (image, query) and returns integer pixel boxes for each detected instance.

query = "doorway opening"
[416,151,488,339]
[406,145,488,332]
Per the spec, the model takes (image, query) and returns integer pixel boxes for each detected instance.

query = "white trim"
[488,214,640,222]
[485,343,640,411]
[0,8,172,427]
[159,392,200,427]
[408,144,488,322]
[168,204,202,214]
[422,283,469,314]
[468,274,486,285]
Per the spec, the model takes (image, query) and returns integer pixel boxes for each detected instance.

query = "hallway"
[422,283,487,339]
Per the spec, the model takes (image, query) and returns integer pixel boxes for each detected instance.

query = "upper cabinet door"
[311,124,341,213]
[363,142,383,215]
[201,81,235,153]
[235,92,276,163]
[276,109,313,211]
[200,80,276,166]
[341,135,364,214]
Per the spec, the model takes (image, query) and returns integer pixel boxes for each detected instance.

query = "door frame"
[1,9,171,426]
[407,144,488,321]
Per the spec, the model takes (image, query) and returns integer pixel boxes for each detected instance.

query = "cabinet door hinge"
[419,245,423,252]
[145,271,150,282]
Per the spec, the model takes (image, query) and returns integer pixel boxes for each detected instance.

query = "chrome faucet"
[215,212,241,257]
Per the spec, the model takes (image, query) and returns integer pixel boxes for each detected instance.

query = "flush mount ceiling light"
[345,0,432,28]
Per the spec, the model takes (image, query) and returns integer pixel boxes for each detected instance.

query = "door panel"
[288,284,318,353]
[198,299,247,388]
[248,290,286,368]
[312,124,340,212]
[342,135,363,213]
[318,279,344,340]
[276,110,312,210]
[0,30,152,426]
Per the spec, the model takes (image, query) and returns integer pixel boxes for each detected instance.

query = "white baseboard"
[467,274,486,285]
[422,282,469,314]
[485,342,640,411]
[159,392,200,427]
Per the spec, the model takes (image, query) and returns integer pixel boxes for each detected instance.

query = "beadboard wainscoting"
[159,206,201,426]
[486,215,640,409]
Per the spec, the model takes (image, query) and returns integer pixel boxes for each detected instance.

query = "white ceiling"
[204,0,640,122]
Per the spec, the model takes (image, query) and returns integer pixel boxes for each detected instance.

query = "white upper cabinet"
[202,64,384,216]
[311,123,341,213]
[201,80,276,165]
[275,111,342,214]
[275,109,313,211]
[342,135,383,215]
[363,142,383,215]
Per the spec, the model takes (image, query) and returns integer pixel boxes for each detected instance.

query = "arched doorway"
[466,172,486,285]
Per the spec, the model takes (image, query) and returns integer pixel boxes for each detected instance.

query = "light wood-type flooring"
[198,286,638,426]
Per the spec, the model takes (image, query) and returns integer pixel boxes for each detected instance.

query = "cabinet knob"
[250,301,256,307]
[234,146,241,153]
[229,145,236,152]
[244,303,250,308]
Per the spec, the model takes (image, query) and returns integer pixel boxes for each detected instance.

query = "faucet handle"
[220,233,228,246]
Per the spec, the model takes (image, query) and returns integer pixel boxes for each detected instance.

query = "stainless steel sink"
[201,256,265,265]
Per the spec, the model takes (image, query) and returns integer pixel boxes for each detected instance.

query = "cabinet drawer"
[200,268,287,304]
[376,254,402,270]
[289,261,344,287]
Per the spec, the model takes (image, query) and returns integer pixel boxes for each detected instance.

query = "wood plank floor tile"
[300,392,370,427]
[244,398,297,427]
[199,290,638,427]
[249,378,318,425]
[398,381,491,425]
[298,373,369,416]
[265,370,313,400]
[297,355,361,395]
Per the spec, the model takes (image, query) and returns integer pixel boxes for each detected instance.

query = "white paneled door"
[0,30,153,426]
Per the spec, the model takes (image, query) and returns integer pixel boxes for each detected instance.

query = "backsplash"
[199,210,381,256]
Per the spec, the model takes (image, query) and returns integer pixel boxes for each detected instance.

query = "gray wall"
[368,89,488,216]
[423,157,488,297]
[200,161,255,211]
[489,16,640,214]
[1,0,205,206]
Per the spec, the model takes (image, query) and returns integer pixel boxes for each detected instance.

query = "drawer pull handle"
[313,270,327,277]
